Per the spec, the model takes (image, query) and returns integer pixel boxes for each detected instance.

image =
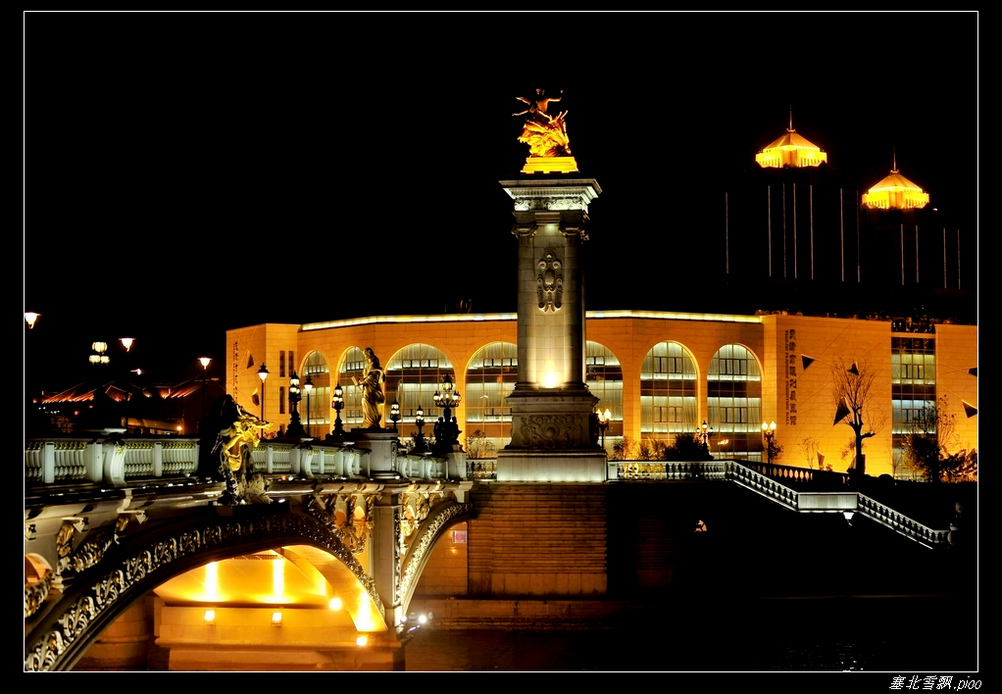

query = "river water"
[403,595,978,673]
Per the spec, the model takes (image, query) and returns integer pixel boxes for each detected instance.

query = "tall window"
[465,342,517,456]
[302,350,330,438]
[891,336,936,476]
[707,344,761,459]
[587,341,623,447]
[385,344,454,430]
[641,341,697,440]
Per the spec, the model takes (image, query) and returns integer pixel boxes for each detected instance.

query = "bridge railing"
[24,435,465,488]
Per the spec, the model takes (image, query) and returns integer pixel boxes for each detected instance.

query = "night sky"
[23,11,979,392]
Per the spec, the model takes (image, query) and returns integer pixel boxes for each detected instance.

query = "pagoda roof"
[761,129,823,151]
[867,169,925,192]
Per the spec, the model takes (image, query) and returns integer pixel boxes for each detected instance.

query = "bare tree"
[831,358,884,477]
[799,437,821,469]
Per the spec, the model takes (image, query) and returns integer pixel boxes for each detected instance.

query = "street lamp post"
[303,374,313,438]
[390,399,401,431]
[432,374,462,453]
[331,382,345,437]
[199,357,211,424]
[258,364,270,422]
[411,404,428,454]
[596,408,612,449]
[762,420,778,464]
[697,420,713,453]
[287,370,306,437]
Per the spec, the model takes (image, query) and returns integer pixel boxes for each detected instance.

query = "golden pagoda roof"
[862,165,930,210]
[755,126,827,168]
[762,129,823,151]
[866,169,925,193]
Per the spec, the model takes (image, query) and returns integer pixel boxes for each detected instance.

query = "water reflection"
[405,596,977,672]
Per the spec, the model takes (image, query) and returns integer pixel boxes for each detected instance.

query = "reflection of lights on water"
[204,562,220,600]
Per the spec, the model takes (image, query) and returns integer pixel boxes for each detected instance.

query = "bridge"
[24,432,960,671]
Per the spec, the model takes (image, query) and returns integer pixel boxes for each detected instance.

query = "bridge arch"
[397,499,475,617]
[25,510,383,672]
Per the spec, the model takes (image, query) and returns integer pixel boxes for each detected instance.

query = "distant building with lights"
[226,310,976,479]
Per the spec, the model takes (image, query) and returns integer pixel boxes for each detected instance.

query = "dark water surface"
[404,595,978,673]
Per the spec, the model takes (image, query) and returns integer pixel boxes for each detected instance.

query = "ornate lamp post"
[258,364,270,422]
[287,370,306,437]
[433,374,462,451]
[596,407,612,449]
[303,374,313,438]
[697,420,713,450]
[411,404,428,454]
[331,382,345,437]
[762,420,778,464]
[390,398,401,431]
[199,357,211,423]
[90,341,110,365]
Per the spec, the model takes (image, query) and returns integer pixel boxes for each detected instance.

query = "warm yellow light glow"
[271,610,283,625]
[521,155,579,174]
[542,371,559,388]
[120,337,134,352]
[329,596,343,611]
[755,128,827,168]
[862,169,929,210]
[24,312,40,329]
[199,356,212,369]
[203,609,216,624]
[92,341,108,353]
[205,561,220,600]
[356,635,368,647]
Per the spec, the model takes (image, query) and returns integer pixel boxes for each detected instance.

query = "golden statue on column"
[513,89,579,174]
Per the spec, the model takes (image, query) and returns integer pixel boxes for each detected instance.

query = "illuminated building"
[754,114,829,169]
[862,157,930,210]
[226,310,976,479]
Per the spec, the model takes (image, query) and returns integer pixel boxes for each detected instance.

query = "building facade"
[226,310,977,478]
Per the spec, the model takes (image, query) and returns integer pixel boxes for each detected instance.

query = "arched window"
[465,342,518,457]
[385,344,454,429]
[586,341,623,447]
[641,341,697,440]
[337,347,368,428]
[707,344,762,459]
[301,351,330,438]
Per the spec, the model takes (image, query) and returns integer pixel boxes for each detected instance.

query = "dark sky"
[23,10,979,391]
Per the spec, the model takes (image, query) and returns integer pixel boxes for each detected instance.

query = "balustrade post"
[153,442,164,478]
[102,440,126,486]
[42,442,55,484]
[290,447,301,476]
[85,442,102,483]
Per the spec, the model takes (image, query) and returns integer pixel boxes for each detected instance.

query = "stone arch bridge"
[24,433,473,671]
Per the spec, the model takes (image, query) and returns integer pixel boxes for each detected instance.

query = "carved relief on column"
[536,250,563,312]
[560,213,590,240]
[510,413,585,449]
[511,223,537,238]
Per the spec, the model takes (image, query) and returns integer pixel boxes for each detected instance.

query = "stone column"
[496,177,607,482]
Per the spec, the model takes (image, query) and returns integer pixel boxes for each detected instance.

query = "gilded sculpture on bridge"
[513,89,572,159]
[353,347,385,429]
[209,394,273,504]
